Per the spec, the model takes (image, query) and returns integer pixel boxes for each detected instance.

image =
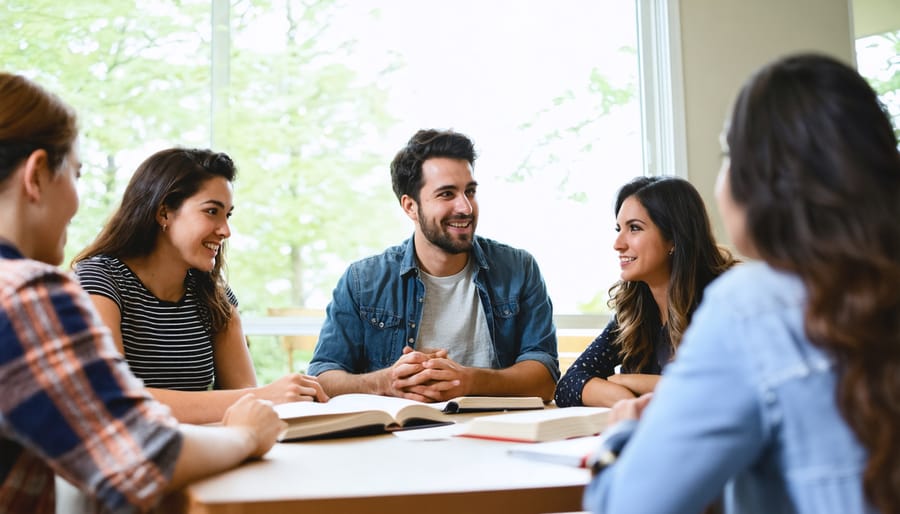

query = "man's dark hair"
[390,129,477,203]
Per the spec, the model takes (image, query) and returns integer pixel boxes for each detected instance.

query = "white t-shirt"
[417,258,495,367]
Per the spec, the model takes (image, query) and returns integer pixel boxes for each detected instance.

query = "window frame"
[638,0,687,180]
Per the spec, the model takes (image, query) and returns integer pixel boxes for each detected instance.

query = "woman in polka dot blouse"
[554,176,736,407]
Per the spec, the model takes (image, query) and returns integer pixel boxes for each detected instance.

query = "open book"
[275,394,547,441]
[275,394,452,441]
[457,406,610,443]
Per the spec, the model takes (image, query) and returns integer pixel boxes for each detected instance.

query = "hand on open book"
[257,373,329,404]
[222,394,286,458]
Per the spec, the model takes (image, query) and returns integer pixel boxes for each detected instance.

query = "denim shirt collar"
[398,234,491,277]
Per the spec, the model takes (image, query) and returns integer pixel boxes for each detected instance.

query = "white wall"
[853,0,900,37]
[676,0,854,248]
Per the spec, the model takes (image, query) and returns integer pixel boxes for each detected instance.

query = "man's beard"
[419,211,475,254]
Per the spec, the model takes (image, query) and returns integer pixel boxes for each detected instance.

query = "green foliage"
[4,0,212,264]
[513,48,637,202]
[246,335,313,383]
[859,30,900,140]
[3,0,403,374]
[246,336,284,383]
[212,0,403,311]
[577,288,613,315]
[3,0,401,312]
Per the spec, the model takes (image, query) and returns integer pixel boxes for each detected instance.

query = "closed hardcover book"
[458,406,610,443]
[437,396,545,413]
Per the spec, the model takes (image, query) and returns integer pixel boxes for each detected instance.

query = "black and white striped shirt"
[75,255,237,391]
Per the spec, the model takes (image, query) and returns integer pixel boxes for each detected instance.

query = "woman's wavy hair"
[0,73,77,185]
[74,148,237,335]
[609,176,735,371]
[726,53,900,512]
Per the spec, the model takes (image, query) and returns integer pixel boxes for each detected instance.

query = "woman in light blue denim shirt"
[584,54,900,513]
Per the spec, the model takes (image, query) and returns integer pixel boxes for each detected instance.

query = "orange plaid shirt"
[0,242,182,513]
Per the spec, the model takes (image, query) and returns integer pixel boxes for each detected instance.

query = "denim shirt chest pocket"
[493,300,518,319]
[359,306,404,369]
[490,298,519,364]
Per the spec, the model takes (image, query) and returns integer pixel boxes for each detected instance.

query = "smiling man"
[309,129,559,402]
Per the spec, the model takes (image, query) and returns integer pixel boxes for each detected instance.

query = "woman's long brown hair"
[73,148,237,336]
[727,53,900,512]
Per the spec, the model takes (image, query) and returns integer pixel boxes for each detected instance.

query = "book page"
[275,394,450,441]
[275,393,446,423]
[278,410,397,441]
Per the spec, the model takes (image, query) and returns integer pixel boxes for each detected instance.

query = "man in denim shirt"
[308,129,559,402]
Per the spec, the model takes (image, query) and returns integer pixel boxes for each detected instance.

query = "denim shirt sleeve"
[583,287,767,514]
[309,249,411,375]
[308,265,367,375]
[487,244,560,382]
[554,318,620,407]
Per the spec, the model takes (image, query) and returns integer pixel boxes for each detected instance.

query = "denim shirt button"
[503,309,511,315]
[409,322,416,328]
[408,337,415,344]
[418,297,424,303]
[379,322,384,328]
[371,318,377,323]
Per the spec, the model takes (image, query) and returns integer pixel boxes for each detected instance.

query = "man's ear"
[400,194,418,222]
[22,149,50,202]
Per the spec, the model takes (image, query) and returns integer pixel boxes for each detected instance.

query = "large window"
[5,0,650,316]
[223,1,643,316]
[4,0,688,378]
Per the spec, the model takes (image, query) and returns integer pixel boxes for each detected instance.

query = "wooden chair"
[557,333,595,374]
[266,307,324,373]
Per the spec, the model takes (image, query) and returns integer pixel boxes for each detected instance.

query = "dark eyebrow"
[432,180,478,196]
[624,218,646,226]
[433,185,456,194]
[202,200,233,212]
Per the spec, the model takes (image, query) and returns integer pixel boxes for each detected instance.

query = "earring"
[162,224,168,232]
[668,247,675,256]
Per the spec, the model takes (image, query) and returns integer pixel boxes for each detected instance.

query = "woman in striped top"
[73,148,327,424]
